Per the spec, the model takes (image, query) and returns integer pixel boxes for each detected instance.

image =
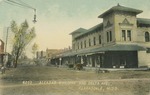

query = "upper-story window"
[99,35,101,44]
[78,42,79,49]
[84,40,86,48]
[107,31,112,42]
[89,39,91,46]
[110,31,112,41]
[122,30,126,41]
[127,30,131,41]
[122,30,132,41]
[81,42,83,49]
[93,37,96,45]
[107,32,109,42]
[145,32,150,42]
[73,43,75,50]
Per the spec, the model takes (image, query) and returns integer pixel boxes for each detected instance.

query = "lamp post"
[4,0,37,23]
[4,27,9,54]
[3,27,9,67]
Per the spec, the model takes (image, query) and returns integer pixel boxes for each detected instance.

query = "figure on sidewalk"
[1,65,6,74]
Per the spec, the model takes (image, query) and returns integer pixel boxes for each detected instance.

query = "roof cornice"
[98,4,143,18]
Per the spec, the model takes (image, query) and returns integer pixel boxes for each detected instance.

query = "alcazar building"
[51,4,150,68]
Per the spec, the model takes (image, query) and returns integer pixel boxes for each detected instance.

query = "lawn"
[0,66,150,95]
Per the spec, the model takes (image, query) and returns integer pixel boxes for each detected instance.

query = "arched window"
[145,32,150,42]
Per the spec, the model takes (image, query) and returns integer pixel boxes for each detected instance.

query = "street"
[0,66,150,95]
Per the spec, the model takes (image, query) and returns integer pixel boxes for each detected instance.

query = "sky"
[0,0,150,57]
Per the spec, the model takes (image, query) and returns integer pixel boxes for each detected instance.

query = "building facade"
[36,51,46,59]
[46,49,64,65]
[51,4,150,68]
[0,39,4,66]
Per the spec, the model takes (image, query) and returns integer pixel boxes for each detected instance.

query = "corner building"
[54,4,150,68]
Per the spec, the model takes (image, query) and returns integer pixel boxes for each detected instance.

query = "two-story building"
[51,4,150,68]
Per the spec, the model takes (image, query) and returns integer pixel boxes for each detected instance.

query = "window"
[107,31,112,42]
[73,44,75,50]
[93,37,96,45]
[84,40,86,48]
[147,48,150,53]
[99,35,101,44]
[89,39,91,46]
[81,42,83,49]
[127,30,131,41]
[122,30,126,41]
[78,42,79,49]
[107,32,109,42]
[122,30,132,41]
[110,31,112,41]
[145,32,150,42]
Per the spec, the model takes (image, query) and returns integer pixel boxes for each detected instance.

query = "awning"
[76,44,146,56]
[94,44,146,52]
[58,44,146,57]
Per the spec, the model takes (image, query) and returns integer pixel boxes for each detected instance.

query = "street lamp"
[4,0,37,23]
[4,27,9,54]
[3,27,9,67]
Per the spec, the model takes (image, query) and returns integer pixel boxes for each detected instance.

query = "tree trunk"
[14,62,17,68]
[14,56,19,68]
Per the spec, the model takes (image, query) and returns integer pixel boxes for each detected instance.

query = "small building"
[52,4,150,68]
[46,49,64,65]
[36,51,46,59]
[0,39,5,66]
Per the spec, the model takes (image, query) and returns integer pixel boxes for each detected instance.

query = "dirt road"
[0,66,150,95]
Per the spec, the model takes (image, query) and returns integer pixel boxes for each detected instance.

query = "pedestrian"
[1,66,5,74]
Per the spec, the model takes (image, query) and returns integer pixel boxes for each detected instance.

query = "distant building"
[51,4,150,68]
[0,39,4,65]
[46,49,63,59]
[46,49,64,65]
[36,51,46,59]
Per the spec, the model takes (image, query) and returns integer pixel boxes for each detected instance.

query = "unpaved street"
[1,66,150,95]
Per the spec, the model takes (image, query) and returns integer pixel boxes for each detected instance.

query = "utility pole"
[4,27,9,54]
[3,27,9,67]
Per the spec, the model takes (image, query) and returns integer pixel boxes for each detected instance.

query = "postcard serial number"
[22,81,33,84]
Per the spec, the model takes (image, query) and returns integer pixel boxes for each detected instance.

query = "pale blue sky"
[0,0,150,53]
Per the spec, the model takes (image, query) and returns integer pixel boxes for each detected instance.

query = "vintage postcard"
[0,0,150,95]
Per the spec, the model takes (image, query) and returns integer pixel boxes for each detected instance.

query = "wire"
[16,0,30,6]
[16,0,34,9]
[4,0,37,23]
[4,0,26,8]
[6,0,35,10]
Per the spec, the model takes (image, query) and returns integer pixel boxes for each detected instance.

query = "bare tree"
[10,20,36,68]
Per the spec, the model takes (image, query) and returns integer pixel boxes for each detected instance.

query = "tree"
[32,43,38,58]
[10,20,36,68]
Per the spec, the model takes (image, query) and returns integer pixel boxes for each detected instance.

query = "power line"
[4,0,37,23]
[6,0,35,10]
[16,0,33,8]
[4,0,25,8]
